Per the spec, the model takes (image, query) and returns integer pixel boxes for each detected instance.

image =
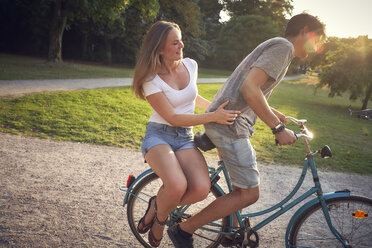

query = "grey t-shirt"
[205,37,294,138]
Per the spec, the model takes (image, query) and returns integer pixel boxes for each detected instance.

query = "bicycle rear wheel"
[126,172,231,248]
[288,195,372,247]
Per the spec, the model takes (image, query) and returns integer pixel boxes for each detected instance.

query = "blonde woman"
[132,21,240,247]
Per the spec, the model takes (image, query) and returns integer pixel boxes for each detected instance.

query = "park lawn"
[0,53,231,80]
[0,77,371,174]
[0,54,134,79]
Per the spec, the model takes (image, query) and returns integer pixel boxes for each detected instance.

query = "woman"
[132,21,240,247]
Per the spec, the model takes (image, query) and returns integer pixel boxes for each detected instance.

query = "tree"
[20,0,133,64]
[48,0,67,63]
[224,0,293,30]
[70,0,158,64]
[213,15,281,69]
[199,0,224,37]
[114,1,160,64]
[318,36,372,110]
[157,0,208,61]
[90,0,159,64]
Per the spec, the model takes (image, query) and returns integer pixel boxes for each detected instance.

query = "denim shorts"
[205,125,259,189]
[141,122,195,157]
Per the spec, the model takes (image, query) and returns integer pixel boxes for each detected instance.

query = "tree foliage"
[213,15,281,69]
[199,0,224,36]
[224,0,293,30]
[206,0,292,69]
[318,36,372,109]
[87,0,159,64]
[0,0,294,66]
[157,0,209,61]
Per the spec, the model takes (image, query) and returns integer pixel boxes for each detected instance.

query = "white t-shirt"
[143,58,198,127]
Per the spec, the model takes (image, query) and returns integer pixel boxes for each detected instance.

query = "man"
[167,13,326,247]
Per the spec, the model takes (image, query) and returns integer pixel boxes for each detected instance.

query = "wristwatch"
[271,122,285,134]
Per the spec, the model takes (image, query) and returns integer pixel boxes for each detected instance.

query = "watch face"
[273,122,283,130]
[272,122,285,134]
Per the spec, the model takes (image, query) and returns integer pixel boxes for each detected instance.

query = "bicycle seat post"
[216,149,222,161]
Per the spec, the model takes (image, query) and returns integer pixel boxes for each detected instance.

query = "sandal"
[148,199,168,247]
[137,196,156,234]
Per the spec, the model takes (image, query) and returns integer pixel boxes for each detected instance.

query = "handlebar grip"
[274,132,298,145]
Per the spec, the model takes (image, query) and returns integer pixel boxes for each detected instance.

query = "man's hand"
[271,108,287,124]
[275,128,297,145]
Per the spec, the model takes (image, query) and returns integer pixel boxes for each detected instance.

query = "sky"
[220,0,372,38]
[287,0,372,38]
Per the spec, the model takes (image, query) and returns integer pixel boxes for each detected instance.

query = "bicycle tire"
[288,195,372,247]
[127,172,231,248]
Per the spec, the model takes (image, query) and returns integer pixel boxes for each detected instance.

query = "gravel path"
[0,75,303,98]
[0,78,228,98]
[1,133,371,247]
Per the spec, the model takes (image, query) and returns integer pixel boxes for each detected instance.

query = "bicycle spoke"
[289,196,372,248]
[126,173,230,248]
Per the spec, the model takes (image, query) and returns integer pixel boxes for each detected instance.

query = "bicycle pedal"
[243,217,252,228]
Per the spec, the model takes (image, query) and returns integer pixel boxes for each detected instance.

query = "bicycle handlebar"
[286,116,307,126]
[286,116,313,140]
[275,117,313,145]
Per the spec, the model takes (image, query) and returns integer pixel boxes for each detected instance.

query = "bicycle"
[120,117,372,247]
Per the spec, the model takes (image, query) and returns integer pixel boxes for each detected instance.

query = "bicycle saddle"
[194,131,216,152]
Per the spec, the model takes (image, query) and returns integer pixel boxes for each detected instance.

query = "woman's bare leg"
[141,146,211,242]
[143,145,187,242]
[174,148,211,205]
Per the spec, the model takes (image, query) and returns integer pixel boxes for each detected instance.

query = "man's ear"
[301,26,309,36]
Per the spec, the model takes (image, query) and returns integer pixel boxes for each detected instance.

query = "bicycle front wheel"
[288,195,372,247]
[126,172,231,248]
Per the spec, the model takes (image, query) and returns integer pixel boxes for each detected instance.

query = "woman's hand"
[213,101,241,125]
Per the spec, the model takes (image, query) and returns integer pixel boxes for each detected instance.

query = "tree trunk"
[82,32,89,60]
[361,82,372,110]
[48,0,67,64]
[104,36,112,65]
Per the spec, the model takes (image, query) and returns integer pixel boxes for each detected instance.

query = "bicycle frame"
[121,117,353,247]
[185,155,351,247]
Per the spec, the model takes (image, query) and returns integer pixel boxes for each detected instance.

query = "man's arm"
[239,67,296,145]
[271,107,287,124]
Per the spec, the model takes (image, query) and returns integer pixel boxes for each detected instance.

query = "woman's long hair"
[132,21,181,100]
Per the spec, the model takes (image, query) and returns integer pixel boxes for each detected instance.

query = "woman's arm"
[146,93,240,127]
[195,95,211,110]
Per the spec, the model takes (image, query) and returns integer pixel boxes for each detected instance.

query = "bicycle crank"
[236,228,259,248]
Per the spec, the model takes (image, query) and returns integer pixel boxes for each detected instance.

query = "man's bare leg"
[179,186,259,234]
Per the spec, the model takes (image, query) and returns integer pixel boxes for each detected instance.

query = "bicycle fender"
[122,169,153,207]
[285,190,351,248]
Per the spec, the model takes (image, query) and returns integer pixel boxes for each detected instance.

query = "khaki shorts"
[205,125,259,189]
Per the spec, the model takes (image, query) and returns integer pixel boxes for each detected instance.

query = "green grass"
[0,54,134,80]
[0,88,150,149]
[0,53,231,80]
[251,79,372,174]
[0,77,371,174]
[198,68,232,78]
